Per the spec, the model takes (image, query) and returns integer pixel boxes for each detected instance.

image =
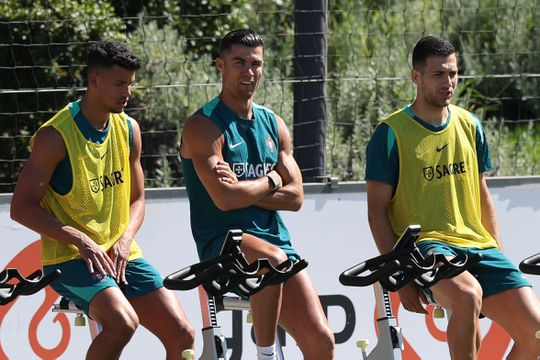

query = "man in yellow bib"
[10,40,194,359]
[366,36,540,359]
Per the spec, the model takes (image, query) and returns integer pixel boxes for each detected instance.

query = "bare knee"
[447,284,482,317]
[297,324,335,359]
[263,246,288,267]
[99,308,139,343]
[164,321,195,351]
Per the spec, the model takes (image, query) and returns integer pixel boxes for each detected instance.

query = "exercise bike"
[0,267,60,306]
[339,225,483,359]
[51,230,306,359]
[163,229,308,360]
[520,253,540,276]
[519,253,540,341]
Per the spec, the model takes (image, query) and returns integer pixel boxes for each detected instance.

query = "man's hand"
[108,236,132,285]
[76,234,117,280]
[398,282,428,314]
[214,160,239,184]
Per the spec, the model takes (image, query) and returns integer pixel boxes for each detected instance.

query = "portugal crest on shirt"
[265,137,276,153]
[233,163,246,177]
[423,166,434,181]
[89,178,100,193]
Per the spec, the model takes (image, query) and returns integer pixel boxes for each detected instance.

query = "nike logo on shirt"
[229,142,244,149]
[436,144,448,152]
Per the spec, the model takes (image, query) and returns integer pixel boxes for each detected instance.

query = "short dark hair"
[87,40,141,72]
[412,36,456,69]
[220,29,264,55]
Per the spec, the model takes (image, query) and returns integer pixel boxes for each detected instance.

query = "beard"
[108,101,127,114]
[424,91,453,108]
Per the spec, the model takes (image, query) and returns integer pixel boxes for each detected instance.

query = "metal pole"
[293,0,327,183]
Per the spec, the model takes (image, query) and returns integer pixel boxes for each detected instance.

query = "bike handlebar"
[163,262,224,291]
[519,253,540,275]
[0,268,61,305]
[339,225,483,291]
[164,229,308,297]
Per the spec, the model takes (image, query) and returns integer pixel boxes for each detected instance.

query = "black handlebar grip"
[0,268,61,305]
[25,269,61,295]
[164,263,223,291]
[519,253,540,275]
[255,259,309,289]
[339,258,400,287]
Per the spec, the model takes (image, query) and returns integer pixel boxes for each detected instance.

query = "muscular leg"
[278,270,335,360]
[240,233,334,357]
[481,287,540,359]
[129,287,195,360]
[240,233,286,346]
[87,287,139,360]
[429,271,483,360]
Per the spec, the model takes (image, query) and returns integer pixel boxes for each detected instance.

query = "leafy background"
[0,0,537,191]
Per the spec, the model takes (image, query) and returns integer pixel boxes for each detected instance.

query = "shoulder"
[30,126,67,163]
[368,122,394,155]
[181,113,224,159]
[185,113,219,131]
[123,113,140,132]
[34,125,65,145]
[199,97,221,118]
[30,103,73,149]
[253,102,276,117]
[253,102,280,134]
[253,102,278,126]
[449,105,482,134]
[183,113,223,144]
[381,108,406,126]
[42,104,74,129]
[370,122,394,144]
[449,104,475,123]
[373,121,392,135]
[449,104,470,115]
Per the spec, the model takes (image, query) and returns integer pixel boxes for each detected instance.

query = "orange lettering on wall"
[422,303,511,359]
[374,293,512,359]
[0,241,70,359]
[373,292,421,359]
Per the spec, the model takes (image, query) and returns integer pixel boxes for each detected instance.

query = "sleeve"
[471,113,493,173]
[365,122,399,187]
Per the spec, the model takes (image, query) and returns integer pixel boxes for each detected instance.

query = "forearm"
[254,183,302,211]
[254,148,303,211]
[481,191,502,248]
[366,180,396,254]
[217,176,275,211]
[11,203,87,247]
[119,197,145,242]
[479,175,502,248]
[368,207,396,254]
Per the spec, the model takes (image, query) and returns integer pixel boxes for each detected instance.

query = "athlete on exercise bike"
[365,35,540,359]
[180,28,334,360]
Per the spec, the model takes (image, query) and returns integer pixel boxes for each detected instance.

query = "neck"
[409,99,449,126]
[79,94,109,130]
[219,91,253,119]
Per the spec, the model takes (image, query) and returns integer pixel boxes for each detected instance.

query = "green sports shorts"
[416,240,531,301]
[43,257,163,316]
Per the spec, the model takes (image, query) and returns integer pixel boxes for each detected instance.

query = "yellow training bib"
[34,103,142,265]
[383,105,497,249]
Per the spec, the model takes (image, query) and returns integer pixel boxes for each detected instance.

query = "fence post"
[293,0,328,183]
